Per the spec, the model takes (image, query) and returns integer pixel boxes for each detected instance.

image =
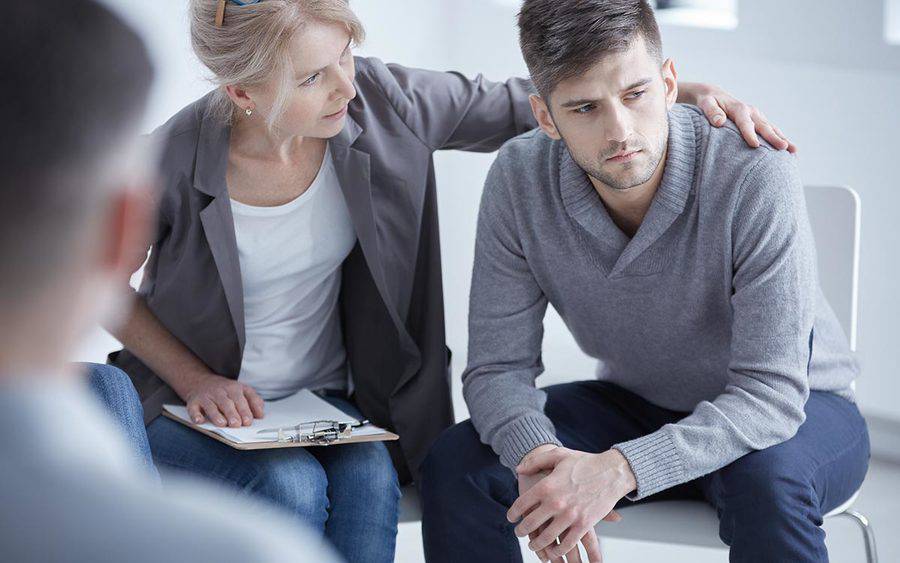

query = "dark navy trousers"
[421,381,869,562]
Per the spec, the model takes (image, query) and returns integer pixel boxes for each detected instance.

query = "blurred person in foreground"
[0,1,339,561]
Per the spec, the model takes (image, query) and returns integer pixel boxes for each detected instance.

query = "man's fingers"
[244,386,266,419]
[548,526,587,560]
[518,449,567,475]
[530,515,574,552]
[200,399,226,427]
[563,542,582,563]
[187,402,205,425]
[602,510,622,523]
[697,96,726,127]
[508,490,542,523]
[581,529,603,563]
[515,505,554,538]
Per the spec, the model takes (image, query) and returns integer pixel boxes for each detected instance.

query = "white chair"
[593,185,876,562]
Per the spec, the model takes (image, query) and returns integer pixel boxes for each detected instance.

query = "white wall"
[87,1,900,428]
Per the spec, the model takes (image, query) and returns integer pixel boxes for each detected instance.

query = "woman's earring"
[245,107,253,116]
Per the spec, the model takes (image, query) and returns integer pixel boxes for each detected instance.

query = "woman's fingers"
[200,398,226,427]
[186,401,205,425]
[696,95,727,127]
[730,104,761,148]
[243,385,266,419]
[773,125,797,154]
[214,396,242,427]
[226,387,254,426]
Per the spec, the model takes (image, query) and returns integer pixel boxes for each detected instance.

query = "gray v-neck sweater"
[463,104,858,499]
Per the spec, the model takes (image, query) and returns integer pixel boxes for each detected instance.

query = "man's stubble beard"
[566,124,668,192]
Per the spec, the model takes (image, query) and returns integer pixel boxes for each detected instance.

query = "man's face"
[533,35,677,192]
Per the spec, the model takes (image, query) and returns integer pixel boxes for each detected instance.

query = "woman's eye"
[301,73,320,87]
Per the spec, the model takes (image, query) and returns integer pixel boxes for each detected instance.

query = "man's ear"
[529,94,562,140]
[662,58,678,109]
[99,183,156,284]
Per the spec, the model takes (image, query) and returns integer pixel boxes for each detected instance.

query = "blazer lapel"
[331,115,418,357]
[194,109,246,351]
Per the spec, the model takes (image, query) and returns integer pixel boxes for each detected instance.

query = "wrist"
[608,448,637,496]
[172,367,215,400]
[521,443,558,464]
[677,81,714,105]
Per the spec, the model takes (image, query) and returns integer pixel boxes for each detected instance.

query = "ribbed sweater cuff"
[498,415,562,470]
[613,429,685,500]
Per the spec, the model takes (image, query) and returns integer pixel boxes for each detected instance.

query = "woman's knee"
[251,453,330,522]
[83,363,144,423]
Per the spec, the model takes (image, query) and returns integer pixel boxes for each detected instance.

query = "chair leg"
[834,510,878,563]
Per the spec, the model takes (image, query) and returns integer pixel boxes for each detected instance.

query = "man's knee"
[422,420,500,503]
[423,421,481,477]
[716,450,819,526]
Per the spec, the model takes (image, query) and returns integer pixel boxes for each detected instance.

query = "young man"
[0,2,337,561]
[421,1,868,562]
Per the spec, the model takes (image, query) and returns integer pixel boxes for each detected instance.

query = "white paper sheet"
[163,389,387,444]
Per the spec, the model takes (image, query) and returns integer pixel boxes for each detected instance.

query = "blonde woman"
[100,0,794,561]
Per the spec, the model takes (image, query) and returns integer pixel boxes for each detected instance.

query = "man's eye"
[574,104,595,114]
[301,73,320,87]
[626,90,646,100]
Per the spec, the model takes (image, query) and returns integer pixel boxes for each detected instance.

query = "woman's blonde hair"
[189,0,365,134]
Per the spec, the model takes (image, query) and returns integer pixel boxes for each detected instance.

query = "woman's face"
[248,21,357,139]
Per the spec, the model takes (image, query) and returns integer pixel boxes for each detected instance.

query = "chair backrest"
[804,186,861,351]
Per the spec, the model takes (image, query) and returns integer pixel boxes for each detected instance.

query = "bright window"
[653,0,738,30]
[887,0,900,44]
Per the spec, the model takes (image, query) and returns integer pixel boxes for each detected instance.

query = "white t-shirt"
[230,146,356,399]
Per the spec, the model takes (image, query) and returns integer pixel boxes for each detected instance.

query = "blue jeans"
[83,363,160,482]
[422,381,870,563]
[147,392,401,563]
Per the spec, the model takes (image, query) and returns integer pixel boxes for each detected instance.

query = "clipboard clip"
[256,419,369,444]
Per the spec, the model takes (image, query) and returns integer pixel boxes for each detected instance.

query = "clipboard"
[162,389,399,451]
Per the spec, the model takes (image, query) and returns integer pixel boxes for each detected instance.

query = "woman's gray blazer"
[109,57,536,483]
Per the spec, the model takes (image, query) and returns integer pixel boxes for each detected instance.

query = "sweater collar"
[557,104,701,276]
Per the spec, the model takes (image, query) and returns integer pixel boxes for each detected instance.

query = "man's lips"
[606,149,641,163]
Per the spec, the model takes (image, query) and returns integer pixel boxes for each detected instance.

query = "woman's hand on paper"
[183,372,265,428]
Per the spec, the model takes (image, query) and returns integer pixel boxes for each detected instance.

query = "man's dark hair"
[518,0,663,99]
[0,0,154,301]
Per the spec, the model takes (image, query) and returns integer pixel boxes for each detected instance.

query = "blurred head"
[0,0,155,368]
[518,0,677,192]
[190,0,365,140]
